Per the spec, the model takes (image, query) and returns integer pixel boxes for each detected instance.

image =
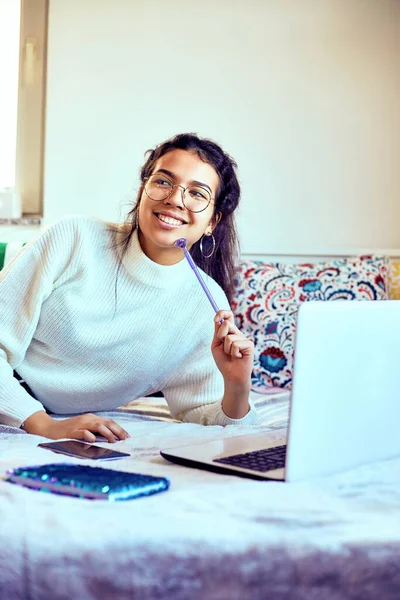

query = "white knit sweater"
[0,215,257,428]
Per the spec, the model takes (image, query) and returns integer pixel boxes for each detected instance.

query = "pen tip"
[175,238,187,249]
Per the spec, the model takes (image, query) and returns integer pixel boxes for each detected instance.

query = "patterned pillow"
[388,260,400,300]
[232,255,389,392]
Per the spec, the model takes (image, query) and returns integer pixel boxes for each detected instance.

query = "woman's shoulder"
[42,213,119,235]
[35,214,125,247]
[13,215,121,269]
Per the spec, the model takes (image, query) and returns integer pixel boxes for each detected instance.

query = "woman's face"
[137,149,220,265]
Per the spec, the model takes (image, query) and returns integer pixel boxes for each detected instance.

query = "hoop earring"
[199,233,215,259]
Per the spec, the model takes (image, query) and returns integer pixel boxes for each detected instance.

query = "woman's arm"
[162,308,257,426]
[211,309,254,419]
[0,217,80,427]
[0,240,54,427]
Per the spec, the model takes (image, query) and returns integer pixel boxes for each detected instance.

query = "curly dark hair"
[121,133,241,303]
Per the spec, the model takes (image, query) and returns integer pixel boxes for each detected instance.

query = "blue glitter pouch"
[5,463,170,501]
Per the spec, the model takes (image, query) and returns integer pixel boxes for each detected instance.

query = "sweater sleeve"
[0,219,79,427]
[179,397,258,426]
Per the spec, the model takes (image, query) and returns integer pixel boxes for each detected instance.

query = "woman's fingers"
[212,311,254,360]
[215,318,241,338]
[105,420,130,441]
[214,309,234,324]
[224,335,254,359]
[81,429,97,443]
[75,416,130,443]
[223,333,244,356]
[48,415,130,443]
[96,423,119,443]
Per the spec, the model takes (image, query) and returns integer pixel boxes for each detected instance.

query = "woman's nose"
[164,185,185,209]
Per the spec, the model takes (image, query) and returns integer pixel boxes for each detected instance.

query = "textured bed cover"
[1,391,400,600]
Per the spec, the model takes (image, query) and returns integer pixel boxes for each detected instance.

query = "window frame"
[15,0,48,217]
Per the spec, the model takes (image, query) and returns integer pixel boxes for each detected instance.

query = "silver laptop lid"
[285,300,400,481]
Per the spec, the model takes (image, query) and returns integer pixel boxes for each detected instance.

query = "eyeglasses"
[144,174,214,213]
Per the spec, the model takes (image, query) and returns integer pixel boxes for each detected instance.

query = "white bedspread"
[1,392,400,600]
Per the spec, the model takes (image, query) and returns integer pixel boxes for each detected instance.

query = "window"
[0,0,20,216]
[0,0,48,218]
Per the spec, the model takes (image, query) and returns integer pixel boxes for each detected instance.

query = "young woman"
[0,133,257,442]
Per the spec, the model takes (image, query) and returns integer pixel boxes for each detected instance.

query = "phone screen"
[38,440,130,460]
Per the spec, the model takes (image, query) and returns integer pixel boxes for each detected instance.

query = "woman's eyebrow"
[155,168,175,179]
[156,168,212,193]
[191,179,212,193]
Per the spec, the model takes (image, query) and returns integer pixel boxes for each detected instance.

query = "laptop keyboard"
[214,444,287,472]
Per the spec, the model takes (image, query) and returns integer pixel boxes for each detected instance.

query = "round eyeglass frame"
[143,175,214,214]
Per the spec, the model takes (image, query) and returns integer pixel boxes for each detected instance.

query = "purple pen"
[175,237,221,316]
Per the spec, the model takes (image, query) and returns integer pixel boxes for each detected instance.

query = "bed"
[1,391,400,600]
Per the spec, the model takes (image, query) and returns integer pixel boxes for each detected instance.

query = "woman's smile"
[154,210,188,229]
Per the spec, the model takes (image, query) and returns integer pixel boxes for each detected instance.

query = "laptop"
[161,300,400,481]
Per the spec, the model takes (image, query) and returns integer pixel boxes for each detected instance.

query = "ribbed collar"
[120,228,189,289]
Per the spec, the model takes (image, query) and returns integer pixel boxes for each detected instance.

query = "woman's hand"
[211,310,254,419]
[211,310,254,385]
[22,411,130,442]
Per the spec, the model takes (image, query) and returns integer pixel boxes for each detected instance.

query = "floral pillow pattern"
[232,256,389,392]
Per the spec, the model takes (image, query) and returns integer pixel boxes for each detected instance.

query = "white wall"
[43,0,400,256]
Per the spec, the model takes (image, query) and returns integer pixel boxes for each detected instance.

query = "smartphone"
[38,440,130,461]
